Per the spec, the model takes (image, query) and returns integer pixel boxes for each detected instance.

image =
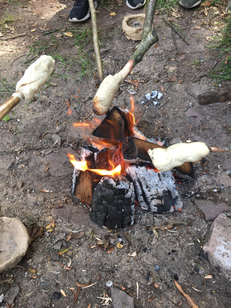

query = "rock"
[111,287,134,308]
[185,107,202,124]
[203,214,231,281]
[4,285,20,305]
[0,217,30,274]
[195,200,229,221]
[53,291,62,300]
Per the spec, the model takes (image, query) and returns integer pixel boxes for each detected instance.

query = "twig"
[89,0,104,82]
[0,33,27,41]
[174,280,199,308]
[163,19,190,45]
[82,281,97,289]
[73,287,81,303]
[157,98,170,109]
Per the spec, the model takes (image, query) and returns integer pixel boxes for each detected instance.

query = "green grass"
[0,78,15,98]
[156,0,179,13]
[0,10,18,31]
[208,16,231,81]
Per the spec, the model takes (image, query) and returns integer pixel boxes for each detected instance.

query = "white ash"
[126,166,182,213]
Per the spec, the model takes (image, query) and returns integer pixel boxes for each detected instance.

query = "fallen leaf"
[110,12,116,16]
[60,289,67,297]
[55,33,62,38]
[116,242,124,249]
[31,28,36,32]
[160,86,164,91]
[69,287,75,290]
[153,282,160,288]
[206,37,213,41]
[179,79,184,84]
[169,75,177,82]
[107,247,114,254]
[194,26,201,30]
[40,189,50,193]
[28,267,36,274]
[63,32,74,37]
[71,232,85,239]
[58,248,69,256]
[204,274,213,279]
[30,275,37,279]
[172,12,180,18]
[2,115,11,122]
[66,231,72,241]
[29,225,44,243]
[46,220,55,232]
[76,281,90,288]
[201,0,211,5]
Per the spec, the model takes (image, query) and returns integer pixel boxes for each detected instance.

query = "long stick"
[88,0,104,83]
[163,19,190,45]
[0,96,20,121]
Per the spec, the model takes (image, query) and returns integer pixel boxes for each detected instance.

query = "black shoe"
[126,0,146,9]
[69,0,98,23]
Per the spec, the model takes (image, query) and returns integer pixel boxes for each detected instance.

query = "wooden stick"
[89,0,104,83]
[163,19,190,45]
[0,96,20,121]
[198,87,231,105]
[174,280,199,308]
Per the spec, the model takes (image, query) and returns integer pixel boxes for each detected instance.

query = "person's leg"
[179,0,201,9]
[69,0,146,23]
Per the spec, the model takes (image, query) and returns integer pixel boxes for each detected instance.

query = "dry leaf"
[66,232,72,241]
[71,231,85,239]
[63,32,74,37]
[206,37,213,41]
[172,12,180,18]
[31,28,36,32]
[58,248,69,256]
[107,247,115,254]
[29,225,44,243]
[153,282,160,288]
[204,274,213,279]
[110,12,116,16]
[194,26,201,30]
[76,281,90,288]
[179,79,184,84]
[116,242,124,249]
[169,75,177,82]
[60,289,67,297]
[40,189,50,193]
[201,0,211,6]
[28,267,36,274]
[46,220,55,232]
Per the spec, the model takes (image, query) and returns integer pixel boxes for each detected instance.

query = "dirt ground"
[1,0,231,307]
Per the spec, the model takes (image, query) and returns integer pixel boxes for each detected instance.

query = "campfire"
[68,96,193,229]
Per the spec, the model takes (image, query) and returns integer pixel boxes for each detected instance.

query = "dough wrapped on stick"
[0,55,55,121]
[148,142,210,172]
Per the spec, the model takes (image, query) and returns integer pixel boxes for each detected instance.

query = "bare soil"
[0,0,231,307]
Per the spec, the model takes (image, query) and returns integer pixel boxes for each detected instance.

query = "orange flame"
[129,94,146,140]
[67,154,121,177]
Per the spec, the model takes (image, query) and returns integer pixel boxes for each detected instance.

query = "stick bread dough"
[16,55,55,101]
[148,142,210,172]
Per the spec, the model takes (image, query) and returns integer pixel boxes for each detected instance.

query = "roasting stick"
[93,0,159,115]
[0,55,55,121]
[88,0,104,82]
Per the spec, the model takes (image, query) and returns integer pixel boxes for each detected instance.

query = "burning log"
[74,171,93,204]
[126,166,183,213]
[0,55,55,121]
[90,176,135,229]
[148,142,210,172]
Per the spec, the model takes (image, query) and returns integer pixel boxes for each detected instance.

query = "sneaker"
[69,0,98,23]
[179,0,201,9]
[126,0,146,9]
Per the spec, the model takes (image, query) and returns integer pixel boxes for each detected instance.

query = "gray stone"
[111,287,134,308]
[0,217,30,274]
[185,107,202,124]
[4,285,20,305]
[195,200,229,221]
[203,214,231,281]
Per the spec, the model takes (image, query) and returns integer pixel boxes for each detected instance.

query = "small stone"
[53,291,62,300]
[50,253,60,262]
[40,280,50,290]
[4,286,20,305]
[155,265,160,271]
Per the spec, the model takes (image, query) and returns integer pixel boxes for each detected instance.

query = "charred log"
[90,176,135,229]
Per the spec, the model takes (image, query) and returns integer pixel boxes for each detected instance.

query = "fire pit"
[69,97,193,229]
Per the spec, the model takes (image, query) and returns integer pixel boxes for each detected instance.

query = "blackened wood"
[198,87,231,105]
[93,107,126,142]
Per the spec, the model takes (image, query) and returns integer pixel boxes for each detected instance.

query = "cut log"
[198,87,231,105]
[74,171,93,204]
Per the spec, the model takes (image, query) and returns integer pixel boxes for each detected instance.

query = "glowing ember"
[67,153,121,177]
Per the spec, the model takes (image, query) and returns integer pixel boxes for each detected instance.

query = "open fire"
[68,96,192,229]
